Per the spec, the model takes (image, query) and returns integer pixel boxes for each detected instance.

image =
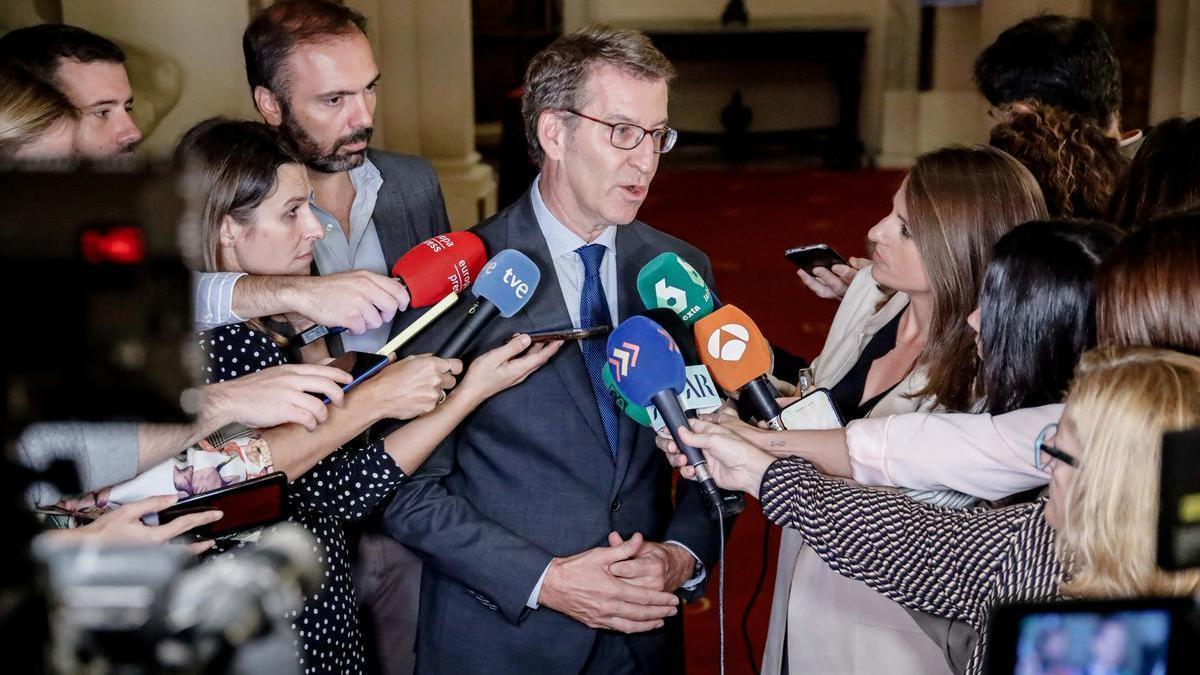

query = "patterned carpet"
[637,166,904,674]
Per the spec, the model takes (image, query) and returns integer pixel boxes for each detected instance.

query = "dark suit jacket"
[382,188,731,674]
[364,149,452,339]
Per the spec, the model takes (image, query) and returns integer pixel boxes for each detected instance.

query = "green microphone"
[601,363,655,427]
[636,252,714,325]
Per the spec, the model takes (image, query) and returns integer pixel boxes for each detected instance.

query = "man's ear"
[537,109,568,162]
[254,85,284,127]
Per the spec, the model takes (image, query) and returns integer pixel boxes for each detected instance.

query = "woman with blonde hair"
[0,66,76,160]
[764,145,1047,675]
[663,346,1200,675]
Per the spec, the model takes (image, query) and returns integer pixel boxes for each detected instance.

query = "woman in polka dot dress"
[179,119,562,673]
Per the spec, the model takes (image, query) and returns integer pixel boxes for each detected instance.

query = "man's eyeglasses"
[563,109,678,153]
[1034,422,1079,471]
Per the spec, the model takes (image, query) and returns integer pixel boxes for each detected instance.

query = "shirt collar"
[531,174,617,261]
[349,155,383,194]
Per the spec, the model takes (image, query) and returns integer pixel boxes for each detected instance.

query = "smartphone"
[311,350,391,403]
[152,471,288,539]
[780,388,844,430]
[785,244,849,275]
[526,325,611,343]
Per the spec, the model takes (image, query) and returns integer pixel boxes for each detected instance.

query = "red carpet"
[637,166,904,674]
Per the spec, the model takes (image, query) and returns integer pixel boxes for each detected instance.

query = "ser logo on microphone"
[706,323,750,361]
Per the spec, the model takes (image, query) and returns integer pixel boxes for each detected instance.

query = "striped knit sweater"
[759,457,1064,675]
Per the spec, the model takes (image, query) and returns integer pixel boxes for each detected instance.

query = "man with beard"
[191,0,451,361]
[194,4,452,673]
[0,23,142,157]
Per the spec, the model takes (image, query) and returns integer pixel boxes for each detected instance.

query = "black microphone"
[435,250,541,359]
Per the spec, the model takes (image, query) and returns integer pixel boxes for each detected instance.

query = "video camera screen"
[0,165,197,438]
[985,597,1197,674]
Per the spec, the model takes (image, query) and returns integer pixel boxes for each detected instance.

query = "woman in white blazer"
[760,146,1047,675]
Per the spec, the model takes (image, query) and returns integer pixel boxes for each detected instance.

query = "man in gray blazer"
[194,0,451,350]
[191,4,452,673]
[383,25,731,674]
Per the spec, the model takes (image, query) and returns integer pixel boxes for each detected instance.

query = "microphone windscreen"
[635,252,714,325]
[471,249,541,317]
[602,363,654,427]
[606,316,686,407]
[641,307,702,366]
[391,232,488,307]
[693,305,773,391]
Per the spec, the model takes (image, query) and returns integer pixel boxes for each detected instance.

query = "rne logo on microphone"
[706,323,749,361]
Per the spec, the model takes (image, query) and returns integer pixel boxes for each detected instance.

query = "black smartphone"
[311,350,390,403]
[784,244,849,275]
[525,325,611,343]
[153,471,288,539]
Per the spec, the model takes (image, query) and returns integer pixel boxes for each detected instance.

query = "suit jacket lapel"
[506,193,612,454]
[610,224,650,496]
[369,151,412,280]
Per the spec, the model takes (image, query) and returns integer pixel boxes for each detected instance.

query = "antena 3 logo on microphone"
[707,323,750,361]
[693,305,773,390]
[470,249,541,317]
[636,253,714,326]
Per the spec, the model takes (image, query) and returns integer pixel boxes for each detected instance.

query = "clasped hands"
[537,532,696,634]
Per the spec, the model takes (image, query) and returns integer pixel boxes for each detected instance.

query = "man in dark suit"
[383,25,731,674]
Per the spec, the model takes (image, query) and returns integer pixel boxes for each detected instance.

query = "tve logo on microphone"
[503,268,531,299]
[471,250,541,317]
[706,323,750,361]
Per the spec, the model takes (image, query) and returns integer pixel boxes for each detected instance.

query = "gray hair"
[521,24,675,165]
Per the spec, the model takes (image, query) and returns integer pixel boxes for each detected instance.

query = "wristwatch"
[293,323,333,348]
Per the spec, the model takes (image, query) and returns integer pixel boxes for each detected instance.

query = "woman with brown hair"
[762,145,1047,675]
[0,66,77,160]
[1108,117,1200,231]
[664,346,1200,675]
[1096,214,1200,354]
[989,101,1125,220]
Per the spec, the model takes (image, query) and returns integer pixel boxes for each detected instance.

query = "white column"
[352,0,496,230]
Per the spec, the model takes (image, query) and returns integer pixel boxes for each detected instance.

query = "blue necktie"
[576,243,620,461]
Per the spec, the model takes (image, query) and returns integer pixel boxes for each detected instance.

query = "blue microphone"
[607,316,721,508]
[436,249,541,359]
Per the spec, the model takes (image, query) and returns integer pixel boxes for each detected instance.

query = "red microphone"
[391,232,488,307]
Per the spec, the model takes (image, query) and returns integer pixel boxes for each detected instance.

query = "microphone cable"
[716,502,726,675]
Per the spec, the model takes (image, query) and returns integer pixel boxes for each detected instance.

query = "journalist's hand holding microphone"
[657,419,776,497]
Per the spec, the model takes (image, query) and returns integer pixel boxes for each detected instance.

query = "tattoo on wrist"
[769,440,787,448]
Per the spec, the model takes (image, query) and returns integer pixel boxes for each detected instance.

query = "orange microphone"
[693,305,784,430]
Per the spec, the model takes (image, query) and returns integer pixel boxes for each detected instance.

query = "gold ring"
[438,390,447,404]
